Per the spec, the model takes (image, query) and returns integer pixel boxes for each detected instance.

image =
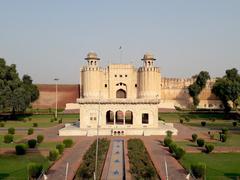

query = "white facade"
[59,52,177,136]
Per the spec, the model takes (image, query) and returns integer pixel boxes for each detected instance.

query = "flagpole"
[119,46,123,63]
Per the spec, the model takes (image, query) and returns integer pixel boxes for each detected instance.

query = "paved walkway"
[46,137,94,180]
[142,136,188,180]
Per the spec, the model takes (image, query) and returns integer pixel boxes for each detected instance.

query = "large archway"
[106,110,114,124]
[115,110,124,124]
[125,110,133,124]
[116,89,126,98]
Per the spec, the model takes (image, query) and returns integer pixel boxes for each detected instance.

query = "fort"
[32,52,222,136]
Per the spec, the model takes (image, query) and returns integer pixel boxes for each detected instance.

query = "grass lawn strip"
[0,153,51,180]
[180,153,240,180]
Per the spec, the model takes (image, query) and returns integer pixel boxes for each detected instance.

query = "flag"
[119,46,122,49]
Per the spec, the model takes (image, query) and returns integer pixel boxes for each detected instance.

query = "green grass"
[0,134,60,149]
[0,114,78,128]
[176,133,240,147]
[159,112,226,123]
[180,153,240,180]
[0,153,51,180]
[0,134,23,148]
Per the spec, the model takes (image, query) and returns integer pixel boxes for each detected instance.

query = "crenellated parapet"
[161,77,216,89]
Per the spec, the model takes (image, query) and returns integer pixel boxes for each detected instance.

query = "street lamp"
[54,78,59,119]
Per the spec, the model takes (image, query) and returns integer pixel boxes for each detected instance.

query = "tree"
[188,71,210,108]
[212,68,240,112]
[0,58,39,116]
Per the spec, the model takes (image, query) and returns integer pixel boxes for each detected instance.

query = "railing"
[76,98,160,104]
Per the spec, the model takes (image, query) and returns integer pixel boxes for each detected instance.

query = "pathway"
[142,136,188,180]
[46,137,94,180]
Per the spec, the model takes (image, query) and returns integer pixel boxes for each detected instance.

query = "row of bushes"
[164,138,186,159]
[15,135,44,155]
[128,139,158,179]
[192,134,215,153]
[3,134,44,144]
[75,138,110,180]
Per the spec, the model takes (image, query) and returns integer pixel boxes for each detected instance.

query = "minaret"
[138,53,161,98]
[81,52,102,98]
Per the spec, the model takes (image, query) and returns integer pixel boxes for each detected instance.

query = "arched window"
[125,110,133,124]
[116,89,126,98]
[115,111,124,124]
[106,110,114,124]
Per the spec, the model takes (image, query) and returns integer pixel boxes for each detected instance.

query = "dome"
[85,51,100,60]
[141,52,156,60]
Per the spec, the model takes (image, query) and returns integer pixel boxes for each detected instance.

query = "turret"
[81,52,103,98]
[138,53,161,98]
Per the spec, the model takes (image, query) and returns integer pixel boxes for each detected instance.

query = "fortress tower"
[138,53,161,99]
[81,52,103,98]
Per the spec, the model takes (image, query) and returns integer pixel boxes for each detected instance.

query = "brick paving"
[46,136,94,180]
[142,136,188,180]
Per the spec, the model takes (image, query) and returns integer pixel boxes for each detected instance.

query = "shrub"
[205,144,214,153]
[50,119,54,123]
[169,143,177,153]
[0,122,5,127]
[56,143,65,154]
[179,119,184,124]
[58,119,62,124]
[49,149,59,161]
[197,138,205,147]
[28,139,37,148]
[4,134,13,143]
[15,144,27,155]
[28,117,32,121]
[28,128,34,135]
[222,128,228,135]
[201,121,206,127]
[221,134,227,142]
[210,134,214,140]
[174,147,185,159]
[163,137,172,147]
[232,121,237,127]
[191,163,206,178]
[8,127,15,135]
[166,130,173,138]
[37,135,44,144]
[63,139,74,148]
[28,163,43,179]
[33,123,38,127]
[174,106,182,111]
[192,134,198,142]
[184,116,191,122]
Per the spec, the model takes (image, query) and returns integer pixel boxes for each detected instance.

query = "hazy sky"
[0,1,239,84]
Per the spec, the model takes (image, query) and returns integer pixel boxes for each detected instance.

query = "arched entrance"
[115,110,124,124]
[125,110,133,124]
[116,89,126,98]
[106,110,114,124]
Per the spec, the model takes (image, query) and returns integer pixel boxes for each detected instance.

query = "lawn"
[180,153,240,180]
[0,153,51,180]
[0,134,60,149]
[176,133,240,147]
[159,112,226,123]
[0,114,78,128]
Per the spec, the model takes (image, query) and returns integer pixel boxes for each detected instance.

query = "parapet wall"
[32,84,80,109]
[32,78,221,109]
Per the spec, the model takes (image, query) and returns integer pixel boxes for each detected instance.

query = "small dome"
[142,52,156,60]
[85,51,100,60]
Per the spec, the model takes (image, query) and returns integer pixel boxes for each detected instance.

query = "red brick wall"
[32,84,80,109]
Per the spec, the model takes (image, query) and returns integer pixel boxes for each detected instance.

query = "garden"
[127,139,159,180]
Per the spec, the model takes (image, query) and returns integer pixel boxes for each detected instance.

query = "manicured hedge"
[28,163,43,179]
[190,163,206,178]
[37,135,44,144]
[63,139,74,148]
[56,143,65,154]
[15,144,27,155]
[28,139,37,148]
[128,139,158,179]
[49,149,59,161]
[164,137,172,147]
[197,138,205,147]
[75,138,110,180]
[8,127,15,135]
[192,134,198,142]
[28,128,34,135]
[4,134,13,143]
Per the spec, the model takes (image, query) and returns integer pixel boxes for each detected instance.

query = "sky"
[0,0,239,84]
